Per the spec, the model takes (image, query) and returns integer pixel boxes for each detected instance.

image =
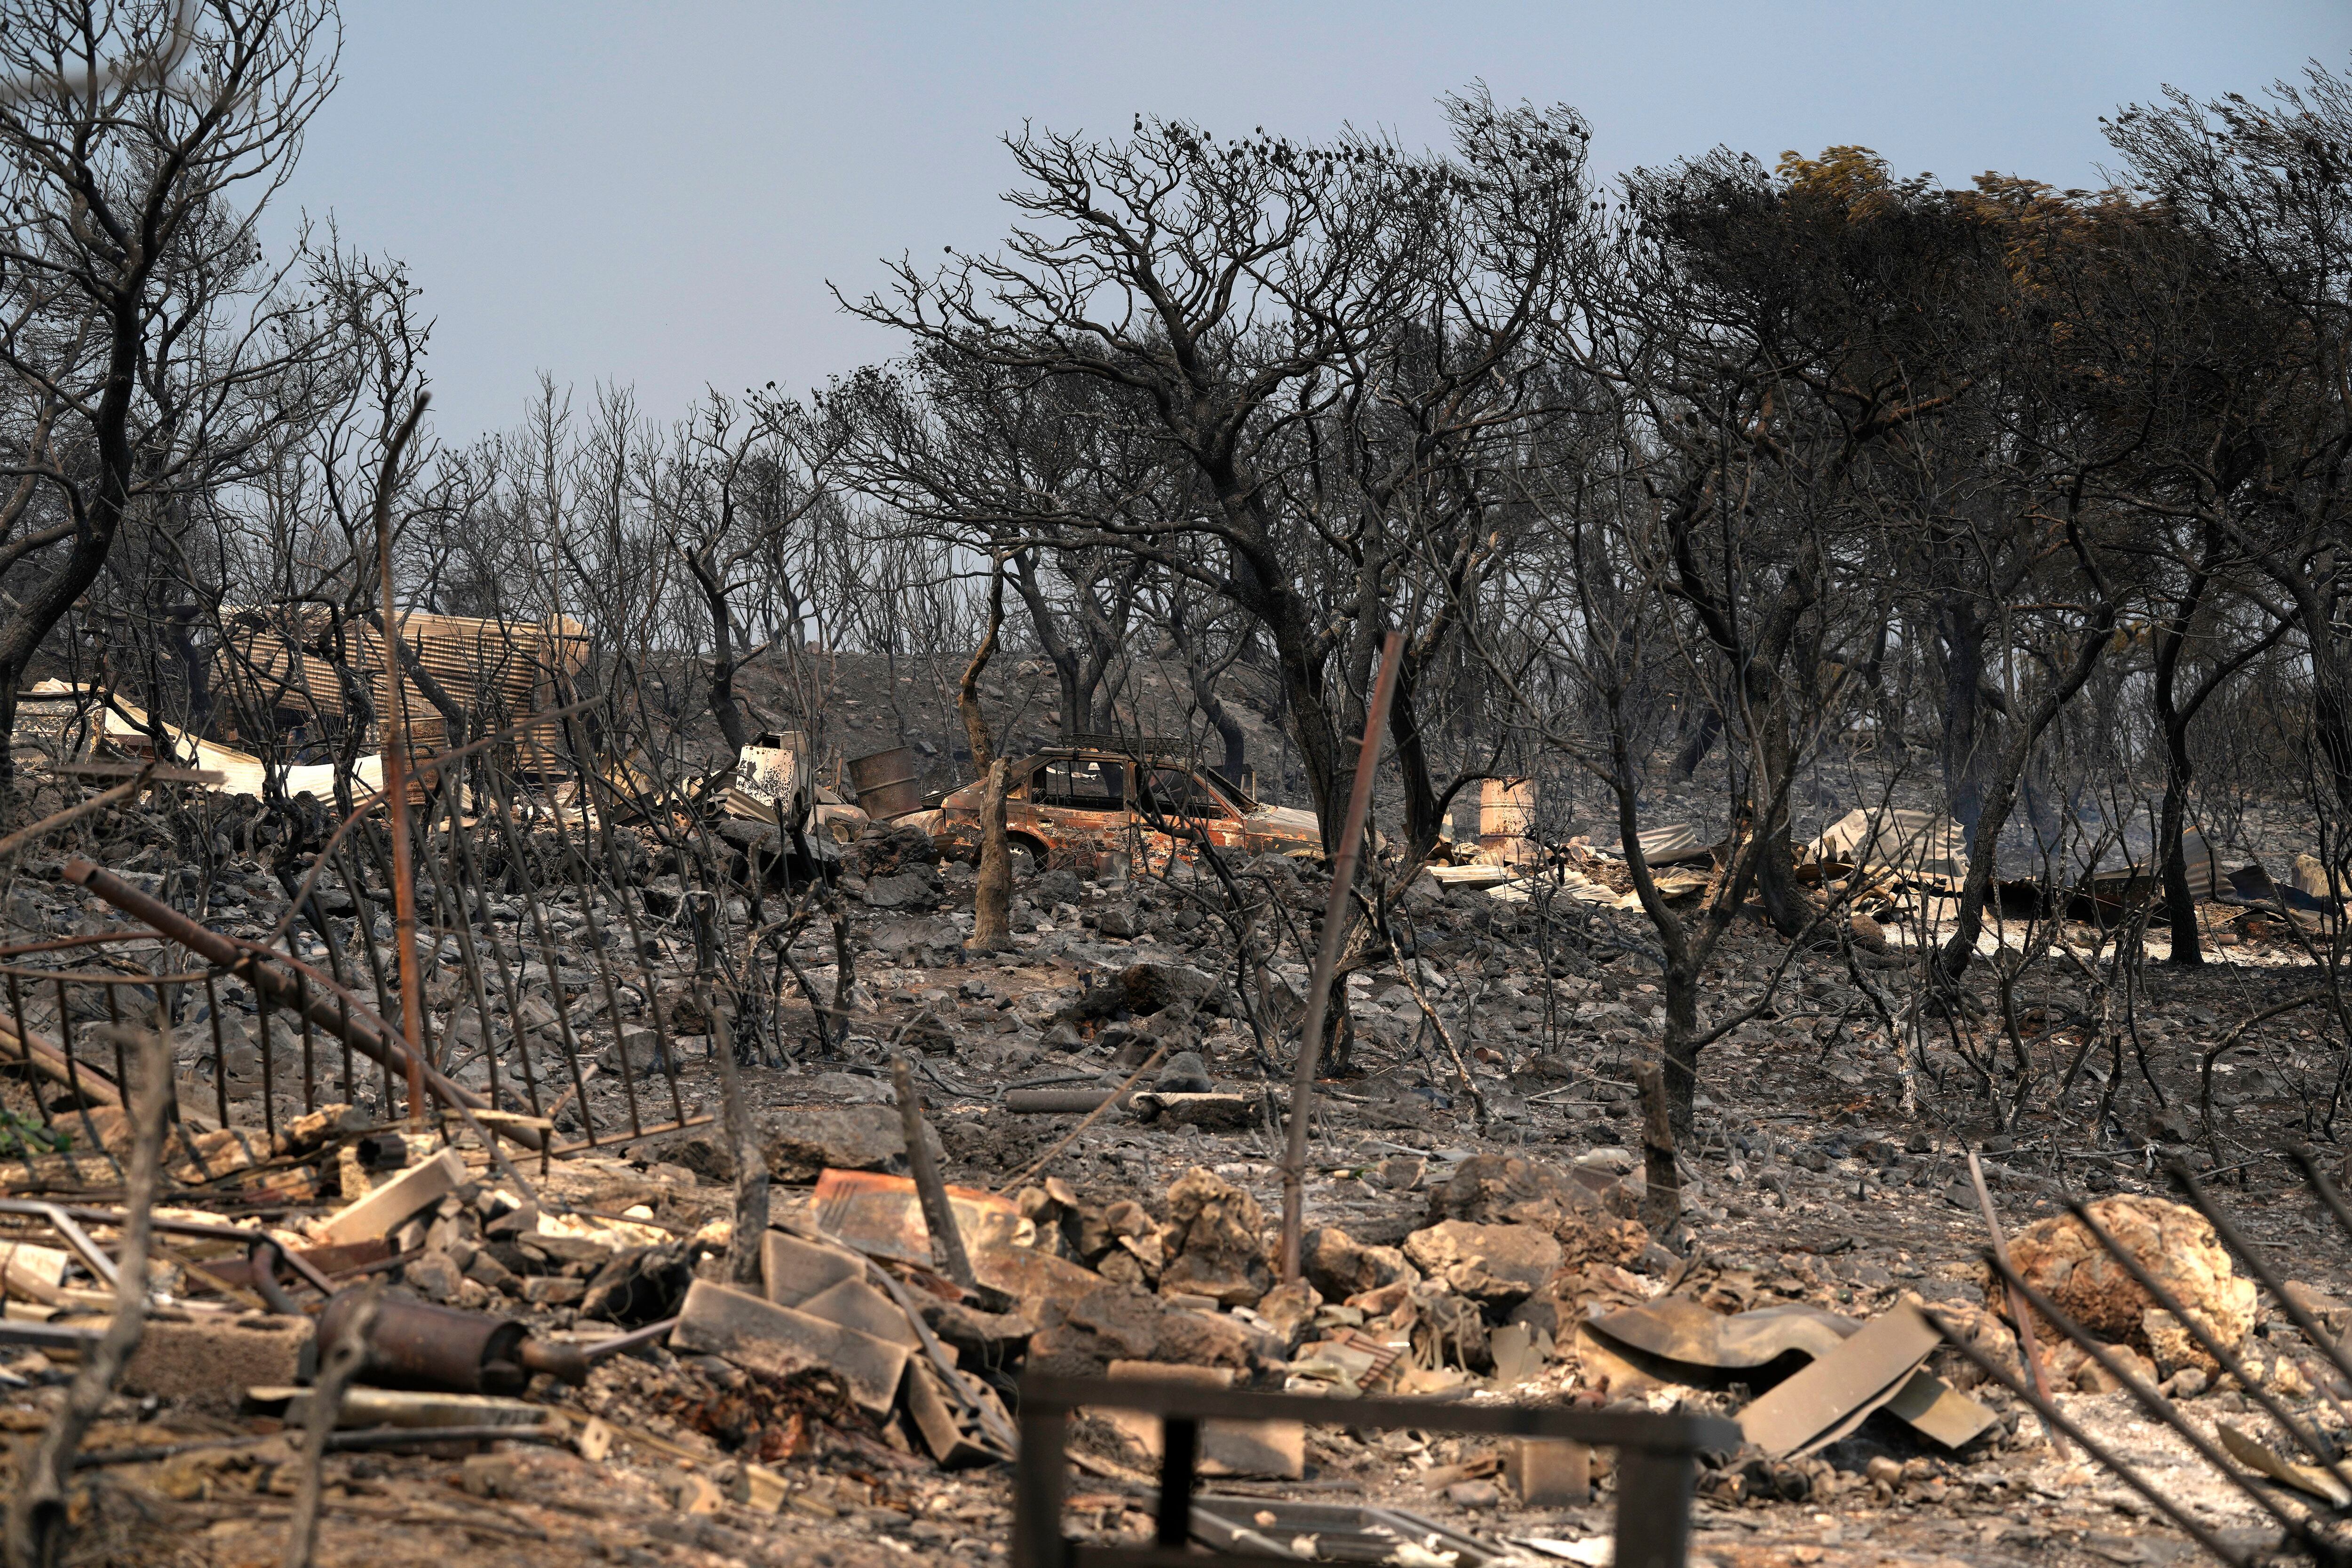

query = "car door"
[1138,765,1245,859]
[1025,754,1132,856]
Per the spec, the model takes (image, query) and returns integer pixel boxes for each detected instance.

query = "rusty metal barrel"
[847,745,922,821]
[1478,777,1538,863]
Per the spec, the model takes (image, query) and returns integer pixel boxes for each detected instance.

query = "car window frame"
[1033,753,1129,812]
[1141,764,1239,823]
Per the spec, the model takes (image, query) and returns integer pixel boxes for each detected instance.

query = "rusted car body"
[903,744,1321,871]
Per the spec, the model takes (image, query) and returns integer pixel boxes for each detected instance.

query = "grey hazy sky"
[272,1,2352,446]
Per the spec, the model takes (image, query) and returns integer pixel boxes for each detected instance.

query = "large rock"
[1403,1220,1562,1303]
[1426,1154,1648,1269]
[1994,1195,2257,1376]
[758,1103,943,1182]
[1064,1286,1168,1362]
[860,872,940,911]
[867,915,963,958]
[1302,1226,1420,1300]
[1058,962,1223,1025]
[1158,1167,1274,1307]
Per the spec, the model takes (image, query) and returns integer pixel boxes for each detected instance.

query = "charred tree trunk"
[968,758,1012,952]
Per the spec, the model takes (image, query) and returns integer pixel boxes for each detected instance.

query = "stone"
[1095,903,1142,940]
[1252,1281,1321,1351]
[597,1028,670,1077]
[276,1101,367,1156]
[1153,1307,1257,1370]
[122,1312,312,1399]
[404,1252,466,1302]
[1849,911,1888,953]
[1117,962,1221,1017]
[1033,868,1084,908]
[1302,1227,1420,1300]
[1995,1195,2257,1375]
[1064,1287,1168,1362]
[757,1103,942,1182]
[806,1070,892,1103]
[1158,1167,1273,1307]
[861,873,938,911]
[318,1147,469,1244]
[899,1009,958,1056]
[1444,1479,1502,1509]
[1424,1153,1647,1269]
[1155,1050,1214,1093]
[867,915,964,959]
[464,1249,523,1295]
[1402,1220,1562,1303]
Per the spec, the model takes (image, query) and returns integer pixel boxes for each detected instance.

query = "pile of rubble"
[0,782,2343,1568]
[0,1031,2321,1568]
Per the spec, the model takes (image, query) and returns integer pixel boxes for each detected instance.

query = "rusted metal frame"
[543,1113,713,1157]
[2291,1147,2352,1244]
[566,729,684,1125]
[445,784,536,1120]
[7,974,52,1136]
[543,787,643,1140]
[372,455,431,1132]
[1279,630,1405,1285]
[483,772,597,1146]
[65,863,548,1155]
[415,784,504,1115]
[1011,1373,1734,1568]
[203,973,229,1134]
[266,862,358,1110]
[334,843,399,1116]
[100,986,127,1115]
[1982,1245,2333,1552]
[1922,1307,2259,1568]
[250,690,608,956]
[2171,1160,2352,1404]
[52,976,118,1183]
[296,974,315,1115]
[1968,1150,2062,1451]
[0,933,183,961]
[252,966,275,1143]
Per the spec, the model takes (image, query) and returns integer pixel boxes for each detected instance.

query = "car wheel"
[1005,840,1040,880]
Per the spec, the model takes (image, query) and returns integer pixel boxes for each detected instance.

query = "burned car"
[904,740,1321,873]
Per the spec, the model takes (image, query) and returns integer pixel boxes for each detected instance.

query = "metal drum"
[847,745,922,821]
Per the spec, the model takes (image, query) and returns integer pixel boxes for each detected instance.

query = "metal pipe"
[1279,630,1404,1285]
[1968,1149,2063,1453]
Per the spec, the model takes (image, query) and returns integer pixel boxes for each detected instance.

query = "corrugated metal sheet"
[217,608,588,771]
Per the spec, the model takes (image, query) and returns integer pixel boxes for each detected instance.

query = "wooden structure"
[215,608,590,775]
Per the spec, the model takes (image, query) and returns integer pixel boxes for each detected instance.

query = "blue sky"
[271,1,2352,446]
